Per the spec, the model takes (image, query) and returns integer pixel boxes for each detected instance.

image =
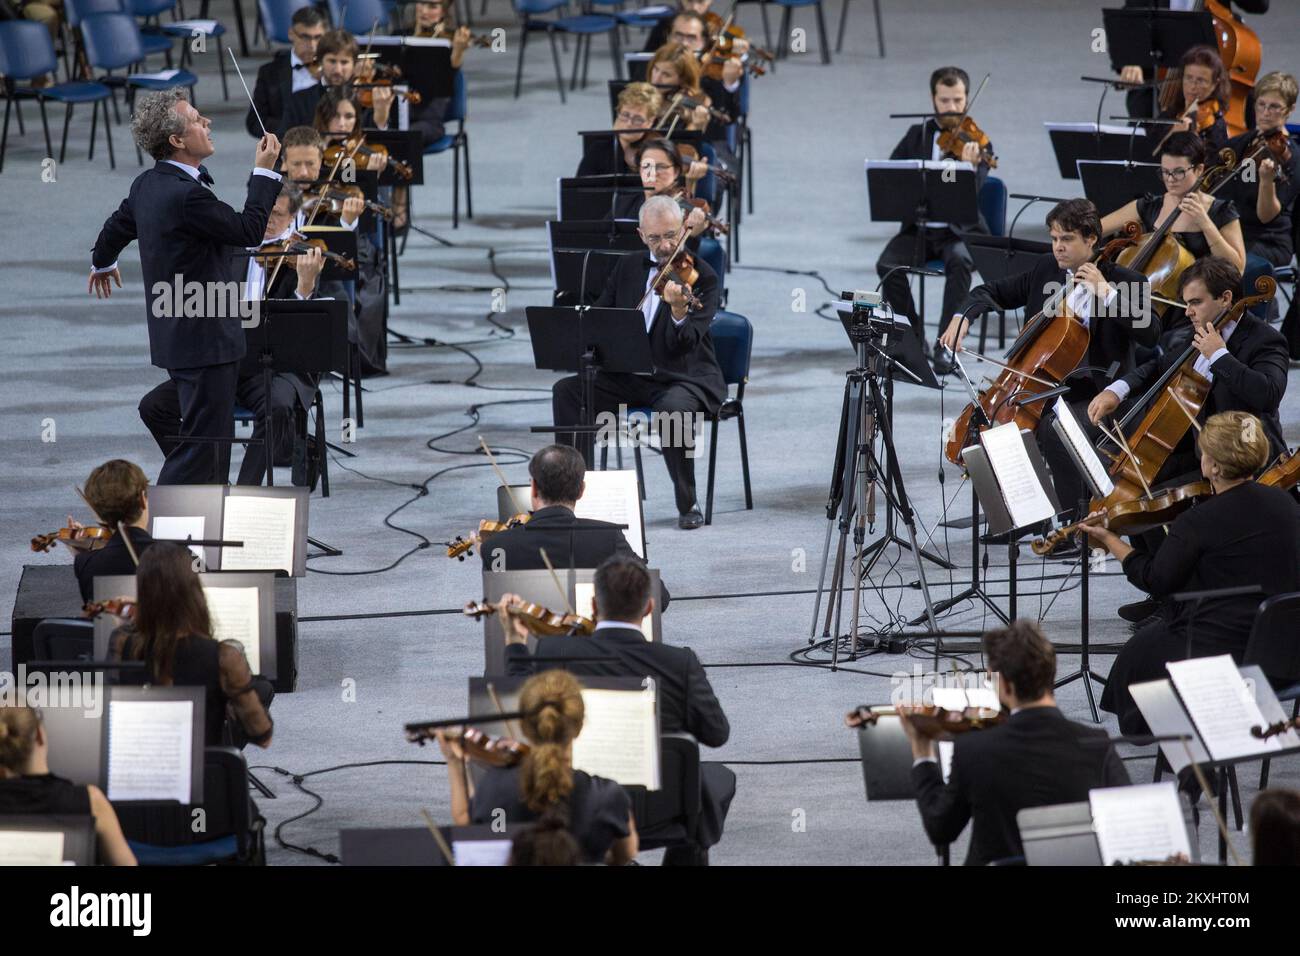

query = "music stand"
[1044,121,1150,179]
[297,226,358,284]
[1078,159,1163,214]
[364,129,425,186]
[365,35,456,103]
[526,305,654,468]
[557,174,643,220]
[1101,7,1216,81]
[546,220,644,305]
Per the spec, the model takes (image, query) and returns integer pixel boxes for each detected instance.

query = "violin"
[406,724,531,768]
[413,23,494,47]
[324,134,413,180]
[656,91,732,127]
[1251,716,1300,741]
[302,183,394,221]
[1243,127,1292,183]
[677,194,729,236]
[352,78,423,107]
[1150,98,1221,157]
[31,524,112,553]
[936,115,998,169]
[82,598,136,620]
[446,513,529,560]
[649,248,703,311]
[463,598,595,636]
[844,704,1005,738]
[701,11,771,79]
[254,234,356,273]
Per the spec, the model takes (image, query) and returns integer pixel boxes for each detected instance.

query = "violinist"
[1146,44,1231,155]
[575,81,664,178]
[905,620,1130,866]
[551,196,724,529]
[1085,411,1300,737]
[621,137,710,243]
[245,5,326,139]
[504,555,733,864]
[648,42,712,134]
[480,444,670,608]
[401,0,472,148]
[281,126,365,231]
[279,29,393,136]
[436,669,638,865]
[1100,131,1245,278]
[659,11,743,160]
[642,0,716,52]
[72,459,154,603]
[313,88,390,174]
[939,199,1155,523]
[876,67,992,360]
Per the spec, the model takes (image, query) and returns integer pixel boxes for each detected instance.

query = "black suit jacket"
[480,505,670,608]
[911,706,1130,866]
[889,119,991,232]
[280,83,323,136]
[91,162,280,370]
[1120,312,1289,458]
[73,527,154,603]
[966,253,1157,395]
[505,626,729,747]
[594,252,727,412]
[248,52,293,139]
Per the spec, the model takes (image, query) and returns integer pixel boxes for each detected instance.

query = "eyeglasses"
[642,229,680,244]
[617,111,648,125]
[1257,102,1289,114]
[1160,166,1194,181]
[1184,75,1214,87]
[640,162,674,173]
[291,29,324,41]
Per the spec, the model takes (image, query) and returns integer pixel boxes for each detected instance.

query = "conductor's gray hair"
[639,194,683,228]
[132,89,192,161]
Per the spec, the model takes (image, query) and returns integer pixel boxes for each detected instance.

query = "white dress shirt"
[244,226,309,301]
[290,52,316,94]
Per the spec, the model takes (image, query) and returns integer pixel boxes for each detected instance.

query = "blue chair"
[0,21,116,171]
[771,0,829,66]
[1245,592,1300,788]
[257,0,312,44]
[1243,254,1276,320]
[150,1,230,101]
[31,618,96,661]
[80,13,198,164]
[834,0,884,56]
[513,0,621,104]
[67,0,175,71]
[423,69,472,227]
[697,235,726,297]
[327,0,394,33]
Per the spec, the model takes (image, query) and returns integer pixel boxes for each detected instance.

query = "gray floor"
[3,0,1299,865]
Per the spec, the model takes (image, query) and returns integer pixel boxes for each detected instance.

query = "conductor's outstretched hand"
[88,267,122,298]
[255,133,281,170]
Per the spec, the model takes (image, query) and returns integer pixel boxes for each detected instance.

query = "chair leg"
[600,443,608,470]
[59,102,72,163]
[609,25,621,81]
[548,30,566,103]
[461,133,473,219]
[835,0,849,53]
[737,408,753,509]
[777,7,790,59]
[452,134,461,228]
[744,124,754,215]
[103,100,115,169]
[704,415,719,525]
[0,97,10,175]
[873,0,885,57]
[569,34,583,91]
[759,0,772,56]
[38,98,53,159]
[88,100,98,161]
[514,24,528,98]
[1260,756,1271,789]
[814,1,830,64]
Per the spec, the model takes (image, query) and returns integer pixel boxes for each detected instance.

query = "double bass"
[1157,1,1261,138]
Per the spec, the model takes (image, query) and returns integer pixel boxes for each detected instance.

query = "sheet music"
[1053,397,1115,497]
[571,687,660,788]
[574,582,651,639]
[575,470,644,558]
[1090,782,1191,865]
[1129,679,1209,773]
[452,839,513,866]
[106,700,194,803]
[1167,655,1283,761]
[979,423,1058,528]
[864,159,975,173]
[1045,121,1146,137]
[931,684,1000,712]
[937,741,954,783]
[152,515,205,562]
[0,831,65,866]
[203,585,261,674]
[221,495,296,573]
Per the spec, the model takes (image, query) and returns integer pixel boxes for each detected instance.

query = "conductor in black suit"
[90,90,283,485]
[552,195,726,530]
[245,5,326,139]
[480,444,671,607]
[939,198,1156,524]
[504,555,733,864]
[904,620,1130,866]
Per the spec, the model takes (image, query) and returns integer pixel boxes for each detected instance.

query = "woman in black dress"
[1085,411,1300,735]
[0,705,137,865]
[438,669,638,865]
[108,543,274,749]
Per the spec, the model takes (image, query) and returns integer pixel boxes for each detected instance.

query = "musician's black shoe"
[1043,539,1082,561]
[678,508,704,530]
[1119,598,1160,623]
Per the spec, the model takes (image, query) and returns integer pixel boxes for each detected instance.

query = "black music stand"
[365,36,455,103]
[1079,159,1164,214]
[1045,122,1151,179]
[526,305,654,468]
[365,129,425,186]
[547,220,644,305]
[297,226,359,284]
[558,174,643,220]
[1101,7,1215,84]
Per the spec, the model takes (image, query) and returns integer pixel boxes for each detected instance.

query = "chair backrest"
[710,310,753,388]
[0,20,59,80]
[258,0,312,45]
[445,67,467,124]
[1244,591,1300,685]
[31,618,95,663]
[632,733,701,836]
[115,746,254,855]
[126,0,176,18]
[65,0,125,30]
[330,0,391,33]
[80,12,146,71]
[979,175,1008,237]
[696,235,726,289]
[514,0,569,17]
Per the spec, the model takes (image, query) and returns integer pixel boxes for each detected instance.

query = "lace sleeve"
[218,641,273,745]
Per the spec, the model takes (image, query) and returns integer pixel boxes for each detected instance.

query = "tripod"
[809,310,939,668]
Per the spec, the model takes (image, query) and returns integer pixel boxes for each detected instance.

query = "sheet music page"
[979,423,1058,528]
[106,700,193,803]
[1053,397,1115,497]
[1090,782,1191,865]
[452,839,513,866]
[938,741,954,783]
[202,585,261,674]
[0,831,65,866]
[152,515,205,562]
[571,687,660,788]
[1045,122,1144,137]
[1167,655,1282,761]
[221,495,296,573]
[574,470,644,558]
[574,582,651,639]
[1129,679,1209,773]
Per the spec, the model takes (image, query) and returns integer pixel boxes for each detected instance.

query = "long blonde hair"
[517,670,585,814]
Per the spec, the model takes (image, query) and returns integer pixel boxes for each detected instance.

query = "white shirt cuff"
[252,168,282,181]
[913,756,938,768]
[1105,380,1132,403]
[340,217,360,232]
[724,79,741,94]
[671,312,688,326]
[1208,347,1230,366]
[91,261,118,275]
[1103,284,1119,307]
[294,290,309,300]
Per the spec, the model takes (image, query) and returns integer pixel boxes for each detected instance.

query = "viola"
[936,115,998,169]
[1150,98,1221,157]
[352,78,423,107]
[845,704,1005,738]
[324,134,414,181]
[31,524,112,553]
[254,235,356,273]
[406,724,531,768]
[302,183,394,222]
[463,598,595,636]
[446,513,529,560]
[82,598,136,620]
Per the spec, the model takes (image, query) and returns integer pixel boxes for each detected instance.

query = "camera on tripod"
[838,290,900,341]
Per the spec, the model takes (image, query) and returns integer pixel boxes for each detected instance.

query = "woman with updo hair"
[1085,411,1300,734]
[0,705,137,865]
[438,669,638,864]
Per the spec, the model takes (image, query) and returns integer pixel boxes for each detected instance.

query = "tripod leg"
[810,513,836,644]
[811,375,856,643]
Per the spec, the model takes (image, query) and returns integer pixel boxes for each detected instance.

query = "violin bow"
[537,547,577,616]
[485,681,523,750]
[955,350,1058,389]
[637,229,695,311]
[116,521,140,568]
[418,809,456,866]
[476,435,514,493]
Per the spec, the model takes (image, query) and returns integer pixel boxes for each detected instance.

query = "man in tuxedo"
[939,198,1156,525]
[552,195,725,530]
[905,620,1130,866]
[136,183,327,487]
[73,459,155,602]
[245,5,326,139]
[90,90,282,485]
[504,555,733,864]
[876,66,992,361]
[479,444,671,607]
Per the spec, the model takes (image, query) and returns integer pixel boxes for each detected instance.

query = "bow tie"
[197,165,215,186]
[293,62,309,70]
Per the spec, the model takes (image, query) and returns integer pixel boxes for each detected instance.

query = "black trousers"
[155,362,239,485]
[875,226,974,342]
[552,372,706,515]
[1035,396,1099,521]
